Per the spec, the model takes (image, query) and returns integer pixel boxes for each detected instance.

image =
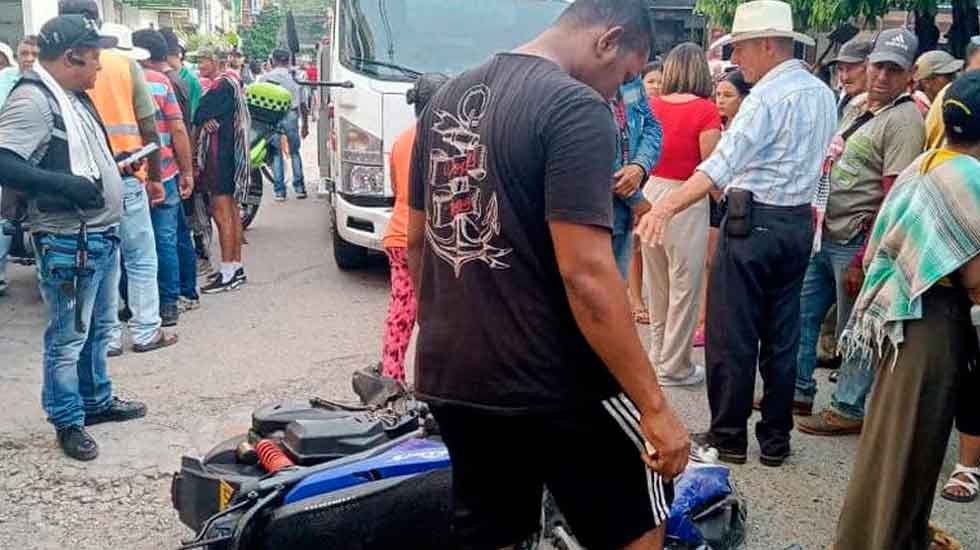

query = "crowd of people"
[387,0,980,549]
[2,0,980,548]
[0,0,311,463]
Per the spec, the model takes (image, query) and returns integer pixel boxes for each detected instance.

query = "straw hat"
[100,22,150,61]
[710,0,815,50]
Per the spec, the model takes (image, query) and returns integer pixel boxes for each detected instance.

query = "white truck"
[316,0,572,269]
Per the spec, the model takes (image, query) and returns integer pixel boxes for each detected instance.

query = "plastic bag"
[666,464,747,550]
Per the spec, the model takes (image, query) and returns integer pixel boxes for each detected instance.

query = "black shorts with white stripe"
[430,393,674,550]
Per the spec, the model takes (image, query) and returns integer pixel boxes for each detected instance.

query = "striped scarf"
[839,150,980,368]
[196,73,251,203]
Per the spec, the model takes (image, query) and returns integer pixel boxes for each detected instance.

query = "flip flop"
[132,330,179,353]
[941,464,980,503]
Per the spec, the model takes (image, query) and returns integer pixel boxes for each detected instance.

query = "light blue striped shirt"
[698,59,836,206]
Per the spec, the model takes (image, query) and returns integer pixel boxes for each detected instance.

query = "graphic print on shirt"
[426,84,513,277]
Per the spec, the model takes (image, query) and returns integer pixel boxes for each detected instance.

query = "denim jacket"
[612,78,662,235]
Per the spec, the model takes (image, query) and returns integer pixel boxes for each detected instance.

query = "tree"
[241,4,284,63]
[695,0,895,32]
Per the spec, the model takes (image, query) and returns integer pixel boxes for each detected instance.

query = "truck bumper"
[334,193,392,253]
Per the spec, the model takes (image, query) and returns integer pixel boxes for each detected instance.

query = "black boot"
[84,397,147,426]
[57,426,99,461]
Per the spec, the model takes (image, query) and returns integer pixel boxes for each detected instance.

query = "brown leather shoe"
[797,409,863,436]
[752,398,813,416]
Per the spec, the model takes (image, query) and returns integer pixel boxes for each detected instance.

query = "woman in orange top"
[381,73,449,382]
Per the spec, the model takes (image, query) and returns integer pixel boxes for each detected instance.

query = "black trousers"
[705,203,813,455]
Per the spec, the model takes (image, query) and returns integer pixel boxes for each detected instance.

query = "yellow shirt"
[924,83,951,151]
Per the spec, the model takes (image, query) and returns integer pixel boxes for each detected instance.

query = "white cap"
[100,23,150,61]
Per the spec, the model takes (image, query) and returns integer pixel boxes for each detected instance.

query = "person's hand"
[639,406,690,480]
[204,120,219,134]
[179,174,195,199]
[613,164,645,198]
[63,176,105,210]
[634,199,675,246]
[632,198,652,225]
[845,265,865,297]
[146,180,166,207]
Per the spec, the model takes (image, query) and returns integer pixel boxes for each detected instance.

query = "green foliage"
[695,0,912,32]
[241,4,284,62]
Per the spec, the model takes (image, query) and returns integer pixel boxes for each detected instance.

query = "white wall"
[22,0,59,34]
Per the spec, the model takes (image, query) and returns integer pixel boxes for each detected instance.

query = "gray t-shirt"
[259,67,301,110]
[0,84,123,234]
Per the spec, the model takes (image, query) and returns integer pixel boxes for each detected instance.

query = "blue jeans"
[612,231,633,279]
[151,177,181,307]
[111,177,160,347]
[269,110,306,196]
[0,216,10,283]
[177,201,198,300]
[36,230,119,429]
[795,234,876,420]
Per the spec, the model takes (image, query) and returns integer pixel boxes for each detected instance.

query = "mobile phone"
[117,143,160,169]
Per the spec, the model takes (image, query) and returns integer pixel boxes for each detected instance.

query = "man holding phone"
[0,15,147,461]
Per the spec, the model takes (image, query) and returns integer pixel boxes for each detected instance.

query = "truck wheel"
[331,221,368,270]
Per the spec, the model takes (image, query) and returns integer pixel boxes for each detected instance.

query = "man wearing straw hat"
[637,0,836,467]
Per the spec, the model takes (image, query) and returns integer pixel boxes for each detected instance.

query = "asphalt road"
[0,134,976,550]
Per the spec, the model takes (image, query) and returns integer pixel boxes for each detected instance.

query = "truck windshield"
[338,0,571,81]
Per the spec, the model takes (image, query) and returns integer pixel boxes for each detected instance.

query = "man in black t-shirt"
[406,1,689,548]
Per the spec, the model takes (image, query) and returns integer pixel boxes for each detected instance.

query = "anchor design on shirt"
[426,84,512,277]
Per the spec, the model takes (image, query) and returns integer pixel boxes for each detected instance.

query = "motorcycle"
[240,78,353,230]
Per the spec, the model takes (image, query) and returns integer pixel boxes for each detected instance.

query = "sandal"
[633,309,650,325]
[132,330,179,353]
[928,522,962,550]
[941,464,980,503]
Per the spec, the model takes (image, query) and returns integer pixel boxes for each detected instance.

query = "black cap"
[132,28,168,62]
[39,15,117,58]
[271,48,290,64]
[943,71,980,142]
[159,28,183,56]
[58,0,100,22]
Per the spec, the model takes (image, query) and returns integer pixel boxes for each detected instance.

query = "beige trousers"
[642,177,709,379]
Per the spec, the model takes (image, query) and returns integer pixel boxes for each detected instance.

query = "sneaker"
[0,279,8,296]
[657,365,705,387]
[84,397,147,427]
[296,190,308,199]
[760,447,792,467]
[201,269,246,294]
[160,303,179,327]
[107,346,123,358]
[274,193,286,202]
[829,371,839,383]
[178,296,200,312]
[57,426,99,461]
[796,409,863,436]
[690,432,747,465]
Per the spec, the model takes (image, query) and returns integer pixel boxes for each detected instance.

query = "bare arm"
[635,171,715,246]
[170,119,193,179]
[407,206,425,295]
[138,114,162,183]
[699,128,722,161]
[550,220,689,478]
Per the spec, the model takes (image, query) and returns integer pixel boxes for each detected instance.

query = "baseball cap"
[132,29,168,62]
[832,39,872,64]
[38,15,117,58]
[914,50,964,81]
[271,48,291,64]
[943,70,980,142]
[868,28,918,70]
[159,28,183,56]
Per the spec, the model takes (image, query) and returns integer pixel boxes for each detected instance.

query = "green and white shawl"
[839,150,980,368]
